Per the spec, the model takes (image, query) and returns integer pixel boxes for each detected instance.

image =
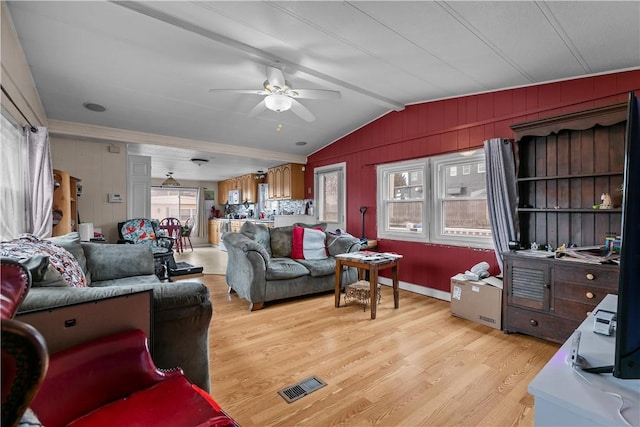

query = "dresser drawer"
[554,282,613,306]
[553,298,596,322]
[554,264,618,287]
[505,306,576,344]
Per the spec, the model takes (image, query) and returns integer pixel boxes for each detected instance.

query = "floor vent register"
[277,376,327,403]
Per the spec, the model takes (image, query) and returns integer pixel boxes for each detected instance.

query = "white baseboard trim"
[378,277,451,302]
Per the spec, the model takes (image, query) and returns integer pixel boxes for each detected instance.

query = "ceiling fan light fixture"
[162,172,180,187]
[265,94,292,112]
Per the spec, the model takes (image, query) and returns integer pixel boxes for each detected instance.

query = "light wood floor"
[174,245,227,275]
[197,272,560,427]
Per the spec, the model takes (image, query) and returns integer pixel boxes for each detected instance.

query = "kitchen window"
[377,151,492,248]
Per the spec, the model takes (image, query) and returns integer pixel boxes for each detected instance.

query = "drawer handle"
[586,273,595,280]
[529,319,539,327]
[586,292,595,299]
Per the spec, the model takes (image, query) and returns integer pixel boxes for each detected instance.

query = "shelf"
[518,208,622,213]
[517,171,623,182]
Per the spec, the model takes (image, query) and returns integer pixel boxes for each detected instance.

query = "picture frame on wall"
[204,190,215,201]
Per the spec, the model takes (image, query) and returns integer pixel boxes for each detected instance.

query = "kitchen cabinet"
[218,180,229,204]
[267,163,305,200]
[52,169,81,236]
[503,102,626,343]
[208,219,221,245]
[219,174,259,203]
[239,174,259,203]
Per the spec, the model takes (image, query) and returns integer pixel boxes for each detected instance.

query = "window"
[315,163,346,231]
[377,151,491,248]
[432,152,491,247]
[151,187,198,224]
[377,159,428,242]
[0,110,27,240]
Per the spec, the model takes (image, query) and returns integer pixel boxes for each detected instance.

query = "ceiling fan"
[209,66,341,122]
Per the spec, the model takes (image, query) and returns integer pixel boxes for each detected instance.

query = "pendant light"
[162,172,180,187]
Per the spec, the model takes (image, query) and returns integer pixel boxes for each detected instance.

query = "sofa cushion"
[65,376,235,427]
[265,258,310,280]
[48,232,91,285]
[270,226,293,258]
[0,234,87,288]
[296,257,337,277]
[291,226,328,260]
[90,274,161,288]
[20,255,67,287]
[240,221,271,256]
[82,243,154,282]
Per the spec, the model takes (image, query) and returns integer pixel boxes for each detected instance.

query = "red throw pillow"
[291,226,328,260]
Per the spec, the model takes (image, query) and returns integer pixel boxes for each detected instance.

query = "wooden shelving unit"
[512,102,627,249]
[503,102,626,343]
[52,169,81,236]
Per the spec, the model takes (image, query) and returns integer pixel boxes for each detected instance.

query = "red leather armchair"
[1,257,238,427]
[31,329,236,427]
[1,257,48,427]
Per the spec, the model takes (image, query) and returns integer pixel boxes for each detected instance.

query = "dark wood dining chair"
[159,218,183,253]
[181,218,194,252]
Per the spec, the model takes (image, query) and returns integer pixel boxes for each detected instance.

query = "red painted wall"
[307,70,640,294]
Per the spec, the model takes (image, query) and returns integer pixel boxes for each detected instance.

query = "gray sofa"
[9,234,212,392]
[223,222,362,311]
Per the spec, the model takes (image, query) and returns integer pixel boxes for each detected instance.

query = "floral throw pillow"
[0,234,87,287]
[120,219,157,246]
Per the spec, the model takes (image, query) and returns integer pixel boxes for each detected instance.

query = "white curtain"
[0,112,27,240]
[484,138,518,275]
[195,187,208,239]
[26,126,53,238]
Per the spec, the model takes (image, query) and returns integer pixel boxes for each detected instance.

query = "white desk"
[529,294,640,426]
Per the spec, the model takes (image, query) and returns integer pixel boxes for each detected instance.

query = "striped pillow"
[291,226,328,260]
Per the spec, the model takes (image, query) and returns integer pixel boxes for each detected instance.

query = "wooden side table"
[334,255,400,319]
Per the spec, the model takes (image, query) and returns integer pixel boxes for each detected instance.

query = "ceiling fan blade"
[290,89,341,100]
[209,89,268,96]
[266,66,286,90]
[248,100,267,118]
[289,98,315,122]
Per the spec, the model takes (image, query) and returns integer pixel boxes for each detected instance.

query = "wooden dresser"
[504,102,626,343]
[503,253,618,343]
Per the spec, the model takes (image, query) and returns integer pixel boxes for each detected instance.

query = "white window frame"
[377,159,430,242]
[377,151,492,249]
[314,162,346,232]
[431,151,492,248]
